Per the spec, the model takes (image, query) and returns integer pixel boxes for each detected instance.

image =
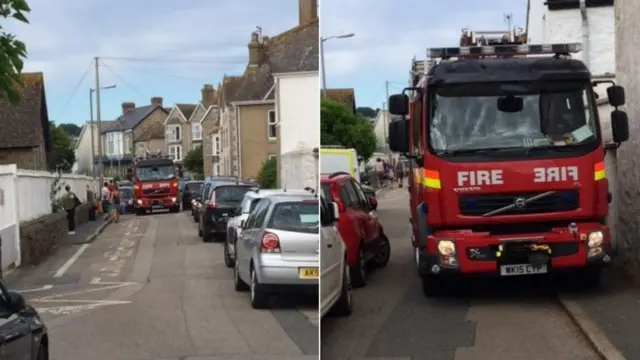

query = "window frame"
[191,123,202,141]
[267,109,277,140]
[168,144,183,161]
[167,124,181,142]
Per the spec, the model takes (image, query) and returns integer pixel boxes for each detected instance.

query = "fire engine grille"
[458,190,579,216]
[142,188,170,196]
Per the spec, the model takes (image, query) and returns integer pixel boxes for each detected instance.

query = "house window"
[106,132,123,156]
[166,125,181,141]
[191,123,202,140]
[137,142,146,155]
[168,145,182,161]
[546,0,612,10]
[268,110,277,140]
[268,154,277,161]
[107,133,115,155]
[212,134,220,155]
[192,143,200,151]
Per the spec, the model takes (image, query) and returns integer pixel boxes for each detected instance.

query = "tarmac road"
[321,187,600,360]
[8,212,318,360]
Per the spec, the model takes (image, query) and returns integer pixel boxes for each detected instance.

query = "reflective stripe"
[594,161,605,181]
[423,169,441,189]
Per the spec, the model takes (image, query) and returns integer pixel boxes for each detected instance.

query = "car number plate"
[298,267,319,279]
[500,264,548,276]
[152,204,164,209]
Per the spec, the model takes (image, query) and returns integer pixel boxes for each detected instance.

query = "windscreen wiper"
[524,144,582,156]
[438,147,523,156]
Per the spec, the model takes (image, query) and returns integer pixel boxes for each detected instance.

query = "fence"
[0,164,98,270]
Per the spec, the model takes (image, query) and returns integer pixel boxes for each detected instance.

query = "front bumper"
[255,254,318,292]
[418,223,613,277]
[136,197,178,209]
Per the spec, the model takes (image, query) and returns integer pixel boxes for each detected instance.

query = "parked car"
[321,172,391,287]
[0,279,49,359]
[117,180,133,188]
[192,176,248,223]
[119,187,135,214]
[182,181,203,210]
[320,193,352,318]
[198,182,258,242]
[360,183,376,199]
[225,188,314,268]
[234,193,319,309]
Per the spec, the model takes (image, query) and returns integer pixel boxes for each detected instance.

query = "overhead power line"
[55,61,93,119]
[99,60,146,98]
[100,56,246,65]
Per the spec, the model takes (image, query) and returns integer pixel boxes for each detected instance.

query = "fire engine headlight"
[437,240,456,256]
[137,199,142,205]
[588,231,603,248]
[171,197,177,203]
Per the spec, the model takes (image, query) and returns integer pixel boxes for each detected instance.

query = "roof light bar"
[426,43,581,59]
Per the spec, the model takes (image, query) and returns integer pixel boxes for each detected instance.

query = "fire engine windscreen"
[136,165,175,181]
[429,82,598,153]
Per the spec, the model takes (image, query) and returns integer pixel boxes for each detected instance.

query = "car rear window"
[185,182,203,193]
[120,188,133,199]
[214,186,254,206]
[267,201,319,234]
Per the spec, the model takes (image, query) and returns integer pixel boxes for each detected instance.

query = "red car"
[321,172,391,287]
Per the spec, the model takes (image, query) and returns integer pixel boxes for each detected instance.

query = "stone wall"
[613,0,640,281]
[19,202,92,266]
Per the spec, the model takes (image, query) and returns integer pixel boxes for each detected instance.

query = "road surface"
[10,212,318,360]
[321,187,600,360]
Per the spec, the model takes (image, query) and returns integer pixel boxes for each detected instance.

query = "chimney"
[201,84,216,107]
[248,31,266,68]
[151,97,163,107]
[298,0,318,26]
[121,102,135,114]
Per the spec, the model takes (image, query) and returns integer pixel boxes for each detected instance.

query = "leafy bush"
[257,157,277,188]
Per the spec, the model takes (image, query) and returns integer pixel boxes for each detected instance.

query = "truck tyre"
[421,275,448,297]
[578,268,602,289]
[350,245,367,288]
[371,232,391,268]
[169,205,180,213]
[330,260,353,317]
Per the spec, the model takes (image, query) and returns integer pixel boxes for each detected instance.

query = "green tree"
[48,121,75,172]
[183,145,204,176]
[0,0,31,104]
[321,97,377,162]
[58,123,82,137]
[356,106,377,118]
[257,157,277,188]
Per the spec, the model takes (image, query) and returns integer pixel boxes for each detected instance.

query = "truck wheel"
[578,268,602,289]
[371,233,391,268]
[170,205,179,213]
[421,275,448,297]
[350,245,367,288]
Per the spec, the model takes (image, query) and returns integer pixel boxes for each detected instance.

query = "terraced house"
[98,97,169,177]
[164,84,219,168]
[214,0,318,179]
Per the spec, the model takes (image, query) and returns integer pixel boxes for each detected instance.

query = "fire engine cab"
[386,28,630,296]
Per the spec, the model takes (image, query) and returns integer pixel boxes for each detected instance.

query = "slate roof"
[0,72,51,149]
[101,105,167,134]
[137,122,165,141]
[230,18,319,103]
[326,88,356,114]
[176,104,197,120]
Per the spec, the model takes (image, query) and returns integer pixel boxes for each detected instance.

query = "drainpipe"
[579,0,589,66]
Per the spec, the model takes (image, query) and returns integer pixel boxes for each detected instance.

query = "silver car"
[224,189,312,268]
[233,193,319,309]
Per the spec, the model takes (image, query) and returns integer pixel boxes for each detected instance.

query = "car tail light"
[260,232,280,253]
[208,192,216,209]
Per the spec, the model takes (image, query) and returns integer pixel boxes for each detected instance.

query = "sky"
[4,0,300,125]
[321,0,528,110]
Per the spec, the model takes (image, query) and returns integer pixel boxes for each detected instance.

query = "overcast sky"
[321,0,528,110]
[5,0,298,125]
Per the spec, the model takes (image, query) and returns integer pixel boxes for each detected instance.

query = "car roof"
[266,194,318,203]
[186,180,203,184]
[212,182,257,190]
[320,172,352,182]
[243,188,311,200]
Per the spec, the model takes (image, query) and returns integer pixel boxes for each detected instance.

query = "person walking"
[374,158,385,188]
[112,186,121,223]
[101,181,111,219]
[62,185,81,235]
[395,159,406,188]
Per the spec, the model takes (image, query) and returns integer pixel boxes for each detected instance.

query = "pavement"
[5,211,318,360]
[321,187,638,360]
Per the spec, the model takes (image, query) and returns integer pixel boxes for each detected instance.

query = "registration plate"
[500,264,548,276]
[298,267,319,279]
[152,205,164,209]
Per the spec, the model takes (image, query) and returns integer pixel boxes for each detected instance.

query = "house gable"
[187,103,207,123]
[164,106,186,125]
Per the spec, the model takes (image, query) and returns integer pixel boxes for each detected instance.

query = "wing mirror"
[369,196,378,210]
[8,291,26,311]
[331,202,340,221]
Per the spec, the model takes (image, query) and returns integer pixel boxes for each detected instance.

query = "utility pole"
[94,57,104,187]
[89,89,95,178]
[384,80,392,163]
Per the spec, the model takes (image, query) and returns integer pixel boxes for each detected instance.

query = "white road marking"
[16,285,53,293]
[53,243,90,278]
[36,301,130,316]
[32,282,137,301]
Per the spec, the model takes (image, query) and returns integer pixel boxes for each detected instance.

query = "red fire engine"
[128,153,180,215]
[386,28,630,296]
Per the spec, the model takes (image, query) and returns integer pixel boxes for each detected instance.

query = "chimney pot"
[248,30,266,68]
[151,97,163,107]
[201,84,217,107]
[122,102,135,114]
[298,0,318,26]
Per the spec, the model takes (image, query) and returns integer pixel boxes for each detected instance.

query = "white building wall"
[73,122,99,174]
[372,110,388,152]
[276,72,319,190]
